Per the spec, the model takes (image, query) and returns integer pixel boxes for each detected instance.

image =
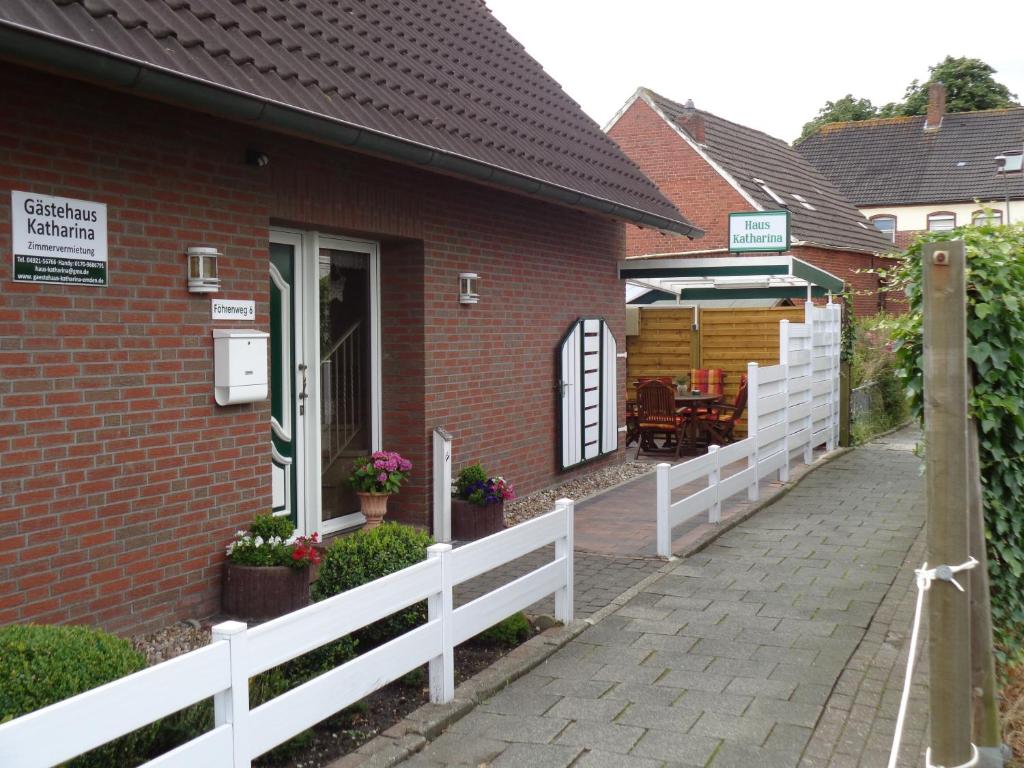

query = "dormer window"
[996,151,1023,174]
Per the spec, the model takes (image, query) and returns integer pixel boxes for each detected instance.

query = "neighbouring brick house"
[797,83,1024,249]
[0,2,702,634]
[606,88,892,317]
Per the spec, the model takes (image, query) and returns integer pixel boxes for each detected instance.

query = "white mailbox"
[213,329,269,406]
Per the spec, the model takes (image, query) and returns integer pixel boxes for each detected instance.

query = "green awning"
[620,255,844,304]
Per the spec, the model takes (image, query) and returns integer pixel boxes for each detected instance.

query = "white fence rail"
[656,302,841,557]
[0,501,575,768]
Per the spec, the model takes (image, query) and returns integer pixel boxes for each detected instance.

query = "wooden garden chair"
[635,380,681,455]
[699,375,748,445]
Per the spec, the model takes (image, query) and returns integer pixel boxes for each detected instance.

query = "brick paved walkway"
[404,427,926,767]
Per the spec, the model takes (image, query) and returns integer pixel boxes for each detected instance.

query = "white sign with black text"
[11,191,108,285]
[212,299,256,321]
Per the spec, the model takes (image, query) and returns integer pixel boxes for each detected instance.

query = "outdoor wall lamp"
[459,272,480,304]
[187,246,221,293]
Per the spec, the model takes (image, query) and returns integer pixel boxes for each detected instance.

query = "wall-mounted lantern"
[459,272,479,304]
[187,246,221,293]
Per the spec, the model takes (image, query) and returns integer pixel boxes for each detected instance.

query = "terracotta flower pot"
[357,491,390,529]
[222,563,310,621]
[450,498,505,540]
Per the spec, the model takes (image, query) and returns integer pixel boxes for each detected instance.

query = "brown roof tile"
[0,0,699,235]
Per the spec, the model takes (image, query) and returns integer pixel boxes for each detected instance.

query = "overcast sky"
[484,0,1024,144]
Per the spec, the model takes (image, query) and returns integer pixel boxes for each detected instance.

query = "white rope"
[886,557,978,768]
[926,744,979,768]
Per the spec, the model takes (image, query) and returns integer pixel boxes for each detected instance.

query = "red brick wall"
[0,67,626,634]
[793,246,882,318]
[608,98,752,256]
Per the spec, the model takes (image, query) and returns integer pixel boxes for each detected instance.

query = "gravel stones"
[504,460,655,526]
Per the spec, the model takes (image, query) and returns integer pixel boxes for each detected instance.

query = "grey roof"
[0,1,699,236]
[643,90,891,253]
[795,109,1024,206]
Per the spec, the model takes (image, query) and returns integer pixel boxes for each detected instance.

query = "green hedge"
[888,221,1024,660]
[0,624,154,767]
[312,522,434,648]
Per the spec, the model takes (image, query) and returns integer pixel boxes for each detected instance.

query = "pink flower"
[378,472,388,483]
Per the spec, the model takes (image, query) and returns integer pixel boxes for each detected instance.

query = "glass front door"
[269,230,381,535]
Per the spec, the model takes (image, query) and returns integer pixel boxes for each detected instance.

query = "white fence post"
[432,428,453,543]
[212,620,250,768]
[656,463,671,557]
[554,498,575,623]
[708,445,721,523]
[803,302,815,465]
[746,362,759,501]
[779,318,791,483]
[427,543,454,704]
[828,302,841,451]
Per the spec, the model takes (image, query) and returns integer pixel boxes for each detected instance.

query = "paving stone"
[540,678,615,699]
[630,729,721,765]
[480,688,561,716]
[674,689,753,716]
[489,742,583,768]
[448,711,569,744]
[572,750,664,768]
[614,702,701,732]
[709,743,804,768]
[723,676,796,700]
[602,681,684,707]
[546,697,628,723]
[689,711,775,745]
[554,720,645,754]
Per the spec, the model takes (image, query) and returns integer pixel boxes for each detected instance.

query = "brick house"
[606,88,892,317]
[797,83,1024,249]
[0,2,701,634]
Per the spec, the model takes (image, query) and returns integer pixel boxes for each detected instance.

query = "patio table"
[674,393,722,457]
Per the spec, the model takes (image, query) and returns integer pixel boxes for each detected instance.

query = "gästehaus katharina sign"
[11,191,108,285]
[728,210,790,253]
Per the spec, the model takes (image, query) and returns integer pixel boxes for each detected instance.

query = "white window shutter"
[559,321,582,469]
[560,318,618,470]
[601,322,618,455]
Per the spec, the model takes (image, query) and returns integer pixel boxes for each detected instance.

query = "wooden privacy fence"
[626,305,805,410]
[0,501,575,768]
[656,303,841,557]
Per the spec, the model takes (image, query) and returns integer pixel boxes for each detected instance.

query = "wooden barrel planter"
[222,563,312,621]
[450,498,505,540]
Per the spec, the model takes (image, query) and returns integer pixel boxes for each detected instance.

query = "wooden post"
[922,240,973,766]
[968,418,1004,761]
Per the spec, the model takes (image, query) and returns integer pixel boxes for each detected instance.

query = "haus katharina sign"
[11,191,108,285]
[728,210,790,253]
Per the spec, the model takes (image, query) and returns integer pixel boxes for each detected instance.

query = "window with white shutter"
[559,318,618,469]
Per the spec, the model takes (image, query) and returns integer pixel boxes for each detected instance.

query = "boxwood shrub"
[0,624,154,767]
[312,522,434,648]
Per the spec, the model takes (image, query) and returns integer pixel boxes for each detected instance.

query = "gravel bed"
[133,620,210,665]
[504,458,655,526]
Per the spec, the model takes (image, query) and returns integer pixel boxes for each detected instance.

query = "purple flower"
[377,472,388,483]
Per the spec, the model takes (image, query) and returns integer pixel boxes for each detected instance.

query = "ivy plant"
[885,220,1024,660]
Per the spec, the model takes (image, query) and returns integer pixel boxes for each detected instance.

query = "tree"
[900,56,1018,116]
[798,94,879,140]
[796,56,1019,142]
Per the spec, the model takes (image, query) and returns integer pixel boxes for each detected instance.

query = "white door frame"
[271,228,382,537]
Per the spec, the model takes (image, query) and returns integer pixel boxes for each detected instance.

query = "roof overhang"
[619,255,844,304]
[0,23,703,239]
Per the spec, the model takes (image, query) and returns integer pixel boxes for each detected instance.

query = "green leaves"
[891,221,1024,660]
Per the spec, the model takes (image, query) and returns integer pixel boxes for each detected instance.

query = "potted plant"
[349,451,412,529]
[222,514,321,621]
[451,463,515,540]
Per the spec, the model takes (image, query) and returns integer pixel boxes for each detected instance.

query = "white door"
[270,230,382,536]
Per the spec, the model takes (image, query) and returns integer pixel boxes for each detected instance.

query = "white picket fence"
[0,501,575,768]
[656,302,841,557]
